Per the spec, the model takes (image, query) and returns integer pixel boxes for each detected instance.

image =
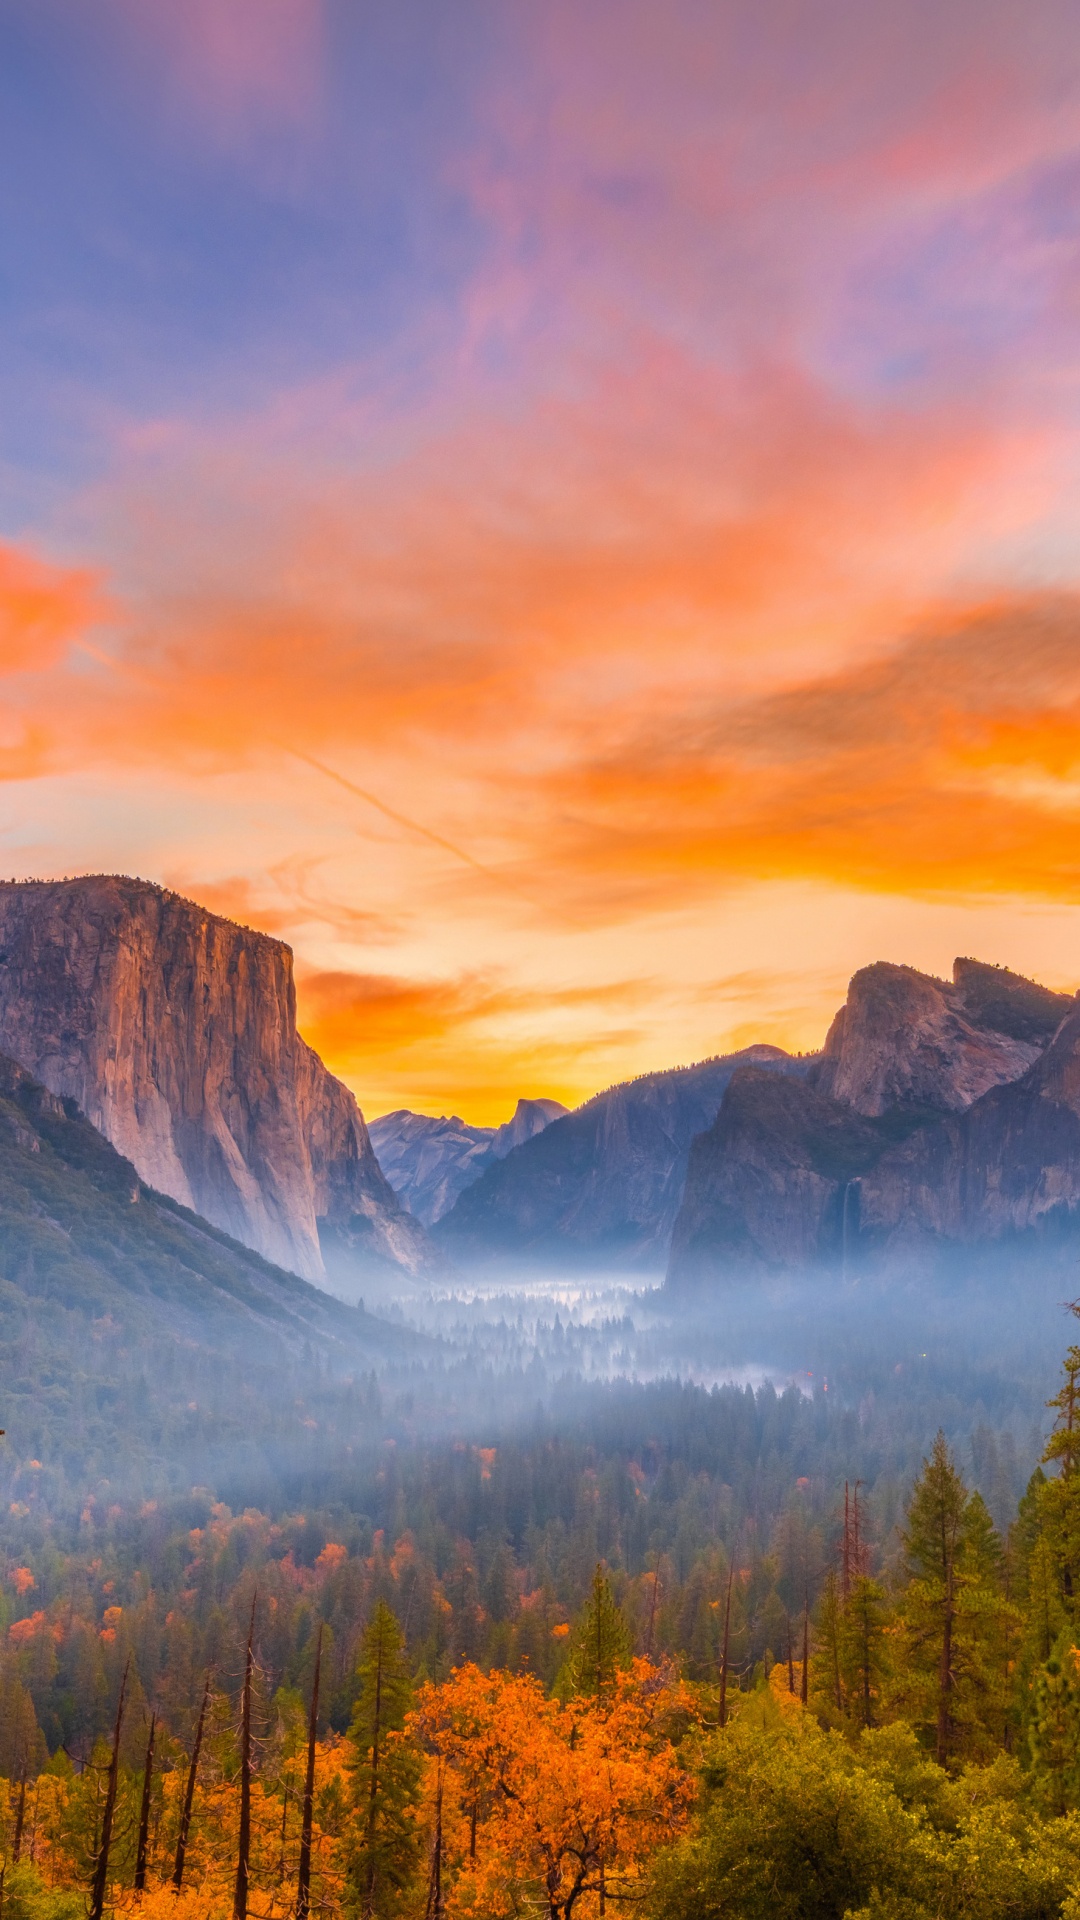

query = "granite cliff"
[436,1045,811,1268]
[369,1097,568,1225]
[667,959,1077,1285]
[0,877,432,1283]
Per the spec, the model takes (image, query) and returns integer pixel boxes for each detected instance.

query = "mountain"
[0,877,433,1284]
[0,1045,422,1500]
[667,959,1077,1285]
[368,1097,568,1225]
[436,1046,811,1268]
[0,1047,410,1356]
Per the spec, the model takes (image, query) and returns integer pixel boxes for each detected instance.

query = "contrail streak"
[284,745,536,904]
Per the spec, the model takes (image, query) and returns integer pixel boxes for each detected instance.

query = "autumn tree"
[345,1601,422,1920]
[414,1660,694,1920]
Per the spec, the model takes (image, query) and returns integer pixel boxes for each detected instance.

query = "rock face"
[0,876,432,1283]
[667,959,1077,1286]
[437,1047,811,1268]
[369,1097,568,1227]
[815,960,1052,1115]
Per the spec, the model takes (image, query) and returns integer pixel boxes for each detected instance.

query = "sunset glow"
[4,1,1080,1121]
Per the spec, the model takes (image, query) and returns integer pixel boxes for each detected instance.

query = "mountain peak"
[814,958,1071,1118]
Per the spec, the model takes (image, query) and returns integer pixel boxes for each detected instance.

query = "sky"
[4,1,1080,1122]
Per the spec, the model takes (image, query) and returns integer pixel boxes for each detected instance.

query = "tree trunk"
[936,1573,954,1767]
[173,1672,211,1891]
[425,1769,444,1920]
[12,1778,25,1864]
[234,1594,257,1920]
[364,1632,384,1918]
[801,1600,809,1707]
[89,1660,129,1920]
[719,1562,734,1728]
[134,1713,156,1890]
[296,1624,323,1920]
[278,1787,289,1885]
[644,1565,660,1660]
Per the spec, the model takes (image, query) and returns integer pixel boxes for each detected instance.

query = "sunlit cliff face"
[1,0,1080,1121]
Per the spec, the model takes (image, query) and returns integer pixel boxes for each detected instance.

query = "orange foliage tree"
[413,1658,696,1920]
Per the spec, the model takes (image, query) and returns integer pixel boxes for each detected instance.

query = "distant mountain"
[369,1097,568,1225]
[668,959,1077,1285]
[0,876,435,1286]
[436,1047,811,1268]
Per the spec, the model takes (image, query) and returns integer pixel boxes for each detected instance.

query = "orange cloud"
[0,347,1047,802]
[535,595,1080,914]
[296,967,655,1122]
[0,543,99,675]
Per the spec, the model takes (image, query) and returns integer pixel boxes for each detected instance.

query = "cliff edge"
[0,876,432,1283]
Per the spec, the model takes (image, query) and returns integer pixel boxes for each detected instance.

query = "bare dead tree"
[296,1623,323,1920]
[134,1712,156,1891]
[719,1560,735,1728]
[173,1671,212,1892]
[234,1593,258,1920]
[89,1659,129,1920]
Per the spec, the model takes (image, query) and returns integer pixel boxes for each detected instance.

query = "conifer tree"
[838,1575,890,1728]
[894,1432,1016,1764]
[811,1570,844,1719]
[346,1601,422,1920]
[1028,1631,1080,1814]
[564,1566,631,1702]
[1035,1308,1080,1624]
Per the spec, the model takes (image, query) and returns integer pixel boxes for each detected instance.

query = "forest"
[0,1301,1078,1920]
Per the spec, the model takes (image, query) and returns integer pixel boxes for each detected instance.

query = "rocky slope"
[0,877,432,1283]
[667,959,1077,1285]
[814,958,1058,1114]
[0,1048,408,1355]
[436,1046,811,1268]
[369,1097,568,1225]
[0,1046,420,1503]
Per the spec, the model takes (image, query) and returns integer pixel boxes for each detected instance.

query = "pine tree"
[564,1566,631,1702]
[1028,1631,1080,1814]
[893,1432,1016,1765]
[838,1576,890,1728]
[810,1570,845,1721]
[1035,1310,1080,1624]
[346,1601,422,1920]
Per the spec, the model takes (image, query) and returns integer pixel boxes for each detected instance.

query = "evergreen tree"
[1028,1630,1080,1814]
[893,1432,1016,1765]
[563,1566,631,1702]
[1033,1311,1080,1627]
[838,1576,890,1729]
[346,1601,422,1920]
[810,1570,845,1721]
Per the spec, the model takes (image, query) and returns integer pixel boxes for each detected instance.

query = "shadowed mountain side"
[435,1046,811,1269]
[0,876,436,1285]
[859,998,1080,1245]
[0,1050,414,1358]
[666,1067,931,1282]
[668,983,1080,1286]
[369,1097,567,1226]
